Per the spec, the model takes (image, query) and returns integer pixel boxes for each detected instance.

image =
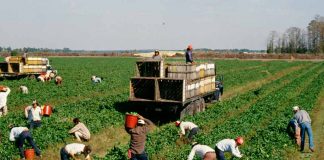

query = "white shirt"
[188,144,215,160]
[92,77,101,83]
[9,127,28,141]
[25,106,42,121]
[0,87,10,108]
[179,121,198,135]
[216,139,242,158]
[65,143,85,155]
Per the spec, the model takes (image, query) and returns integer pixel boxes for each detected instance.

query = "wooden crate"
[136,60,164,78]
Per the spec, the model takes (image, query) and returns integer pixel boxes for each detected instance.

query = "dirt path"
[309,87,324,159]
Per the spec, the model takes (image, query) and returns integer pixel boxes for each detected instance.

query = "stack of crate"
[166,63,216,99]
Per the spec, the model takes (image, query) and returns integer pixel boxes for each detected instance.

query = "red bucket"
[125,114,138,129]
[42,105,52,116]
[24,149,35,160]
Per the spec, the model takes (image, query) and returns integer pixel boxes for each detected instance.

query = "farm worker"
[0,86,10,117]
[152,50,162,60]
[38,72,50,82]
[286,118,301,146]
[125,114,153,160]
[91,75,102,83]
[175,121,199,141]
[8,124,42,159]
[55,76,63,85]
[188,142,216,160]
[293,106,314,152]
[22,51,28,64]
[24,100,42,129]
[185,44,194,64]
[214,81,223,101]
[20,86,28,94]
[215,137,244,160]
[60,143,91,160]
[69,118,91,142]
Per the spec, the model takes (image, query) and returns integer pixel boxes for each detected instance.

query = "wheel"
[28,74,36,79]
[179,98,206,119]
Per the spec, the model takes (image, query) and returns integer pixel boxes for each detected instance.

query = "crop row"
[145,62,323,159]
[99,61,317,159]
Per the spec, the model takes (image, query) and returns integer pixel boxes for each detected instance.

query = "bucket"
[125,114,138,129]
[42,105,52,116]
[24,149,35,160]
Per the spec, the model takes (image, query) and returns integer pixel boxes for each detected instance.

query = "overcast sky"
[0,0,323,50]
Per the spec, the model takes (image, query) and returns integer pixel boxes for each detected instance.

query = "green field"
[0,57,323,160]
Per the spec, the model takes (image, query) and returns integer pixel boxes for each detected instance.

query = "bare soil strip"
[312,89,324,160]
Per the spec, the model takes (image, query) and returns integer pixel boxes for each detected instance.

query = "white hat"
[32,100,37,104]
[138,119,145,124]
[292,106,299,111]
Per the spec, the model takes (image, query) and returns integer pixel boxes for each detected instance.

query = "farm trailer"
[129,60,217,118]
[0,56,57,79]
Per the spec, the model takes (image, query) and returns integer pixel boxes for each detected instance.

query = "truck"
[129,59,217,118]
[0,56,57,79]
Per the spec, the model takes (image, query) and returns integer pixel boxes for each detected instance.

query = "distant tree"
[10,50,19,56]
[267,31,278,53]
[307,15,324,54]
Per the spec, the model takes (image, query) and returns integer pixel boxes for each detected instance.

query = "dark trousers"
[16,131,41,158]
[29,121,41,129]
[215,147,225,160]
[131,151,148,160]
[188,127,199,140]
[60,147,70,160]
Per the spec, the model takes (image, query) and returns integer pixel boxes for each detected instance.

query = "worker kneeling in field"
[125,115,153,160]
[69,118,91,142]
[9,124,42,159]
[19,86,28,94]
[286,118,301,146]
[25,100,42,129]
[175,121,199,141]
[55,76,63,85]
[0,86,11,117]
[188,142,216,160]
[60,143,91,160]
[215,137,244,160]
[91,75,102,83]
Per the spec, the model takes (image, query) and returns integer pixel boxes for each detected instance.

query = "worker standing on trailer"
[9,125,42,159]
[215,137,244,160]
[188,142,216,160]
[286,118,301,146]
[60,143,92,160]
[0,86,10,117]
[185,44,194,64]
[175,121,199,141]
[292,106,314,152]
[69,118,91,142]
[152,50,162,60]
[125,115,153,160]
[25,100,42,129]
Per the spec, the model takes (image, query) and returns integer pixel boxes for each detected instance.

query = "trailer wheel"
[28,74,36,79]
[180,98,206,119]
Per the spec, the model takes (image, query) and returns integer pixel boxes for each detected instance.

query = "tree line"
[267,15,324,54]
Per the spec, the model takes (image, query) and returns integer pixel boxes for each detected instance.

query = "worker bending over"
[69,118,91,142]
[91,75,102,83]
[25,100,42,129]
[293,106,314,152]
[175,121,199,141]
[60,143,91,160]
[125,115,153,160]
[0,86,10,117]
[215,137,244,160]
[9,125,42,159]
[286,118,301,146]
[55,76,63,85]
[20,86,28,94]
[188,142,216,160]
